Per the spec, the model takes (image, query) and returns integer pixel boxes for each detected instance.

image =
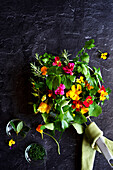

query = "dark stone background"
[0,0,113,169]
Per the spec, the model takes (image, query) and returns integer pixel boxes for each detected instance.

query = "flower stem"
[43,132,60,155]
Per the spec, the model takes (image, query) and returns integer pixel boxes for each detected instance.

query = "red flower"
[98,85,106,93]
[52,56,62,67]
[63,63,75,75]
[83,96,93,107]
[71,100,83,111]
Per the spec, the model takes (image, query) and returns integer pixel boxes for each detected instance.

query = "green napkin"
[81,122,113,170]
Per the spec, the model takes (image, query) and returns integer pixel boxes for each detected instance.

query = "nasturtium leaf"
[61,120,69,129]
[63,111,74,123]
[72,123,84,134]
[44,123,54,130]
[46,76,54,90]
[61,75,72,89]
[77,66,82,73]
[35,82,45,89]
[77,48,84,55]
[63,105,69,112]
[53,76,61,90]
[40,123,54,130]
[84,39,95,49]
[106,87,112,94]
[17,121,23,134]
[88,103,102,117]
[42,58,49,63]
[10,121,17,132]
[74,113,87,124]
[82,64,87,76]
[56,67,63,74]
[80,53,89,63]
[67,75,76,82]
[73,56,79,62]
[47,66,57,75]
[59,100,70,108]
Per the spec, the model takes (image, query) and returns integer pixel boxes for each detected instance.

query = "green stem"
[43,132,60,155]
[58,131,64,142]
[98,50,102,53]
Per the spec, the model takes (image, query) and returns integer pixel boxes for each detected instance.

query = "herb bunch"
[31,39,111,135]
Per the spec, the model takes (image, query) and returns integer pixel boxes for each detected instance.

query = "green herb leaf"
[72,123,84,134]
[17,121,23,134]
[84,39,95,49]
[80,53,89,63]
[32,93,39,97]
[33,104,37,114]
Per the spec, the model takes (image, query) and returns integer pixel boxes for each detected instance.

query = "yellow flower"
[66,84,82,100]
[100,91,108,101]
[73,113,75,117]
[101,53,108,60]
[81,106,89,114]
[9,139,15,147]
[41,66,48,75]
[76,76,84,84]
[38,102,51,113]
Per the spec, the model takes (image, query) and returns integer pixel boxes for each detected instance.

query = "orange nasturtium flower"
[41,66,48,75]
[9,139,15,147]
[38,102,51,113]
[85,80,94,90]
[81,106,89,114]
[36,124,43,134]
[98,85,108,101]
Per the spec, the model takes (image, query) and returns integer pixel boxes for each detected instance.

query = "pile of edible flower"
[31,39,111,140]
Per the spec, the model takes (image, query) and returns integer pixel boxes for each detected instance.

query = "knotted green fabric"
[81,122,113,170]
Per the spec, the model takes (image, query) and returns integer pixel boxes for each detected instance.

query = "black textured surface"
[0,0,113,170]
